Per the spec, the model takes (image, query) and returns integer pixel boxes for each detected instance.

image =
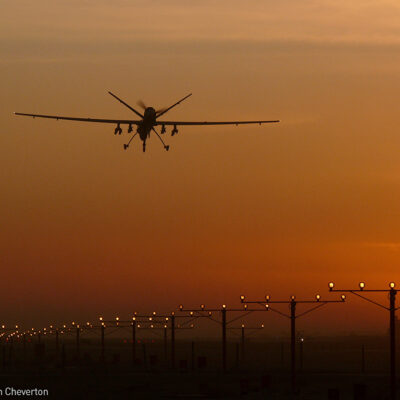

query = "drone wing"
[156,120,280,126]
[14,112,141,125]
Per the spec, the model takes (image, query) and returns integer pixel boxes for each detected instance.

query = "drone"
[15,92,279,152]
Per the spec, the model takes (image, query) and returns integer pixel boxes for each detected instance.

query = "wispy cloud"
[2,0,400,46]
[363,242,400,251]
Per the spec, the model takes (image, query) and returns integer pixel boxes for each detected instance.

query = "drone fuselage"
[137,107,157,142]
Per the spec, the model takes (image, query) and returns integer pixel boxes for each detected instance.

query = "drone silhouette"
[15,92,279,152]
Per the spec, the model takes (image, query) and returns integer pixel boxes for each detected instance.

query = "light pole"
[101,312,196,369]
[179,303,264,372]
[241,293,345,394]
[227,324,265,364]
[328,281,398,400]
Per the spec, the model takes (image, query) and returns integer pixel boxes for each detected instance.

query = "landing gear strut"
[152,127,170,152]
[123,132,138,150]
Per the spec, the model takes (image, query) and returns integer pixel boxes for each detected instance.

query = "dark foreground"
[0,336,396,399]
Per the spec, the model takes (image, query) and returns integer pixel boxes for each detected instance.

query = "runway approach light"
[390,282,396,289]
[261,324,264,328]
[240,295,245,302]
[328,282,335,290]
[315,294,321,302]
[222,304,226,309]
[243,304,248,310]
[179,305,183,311]
[341,294,346,301]
[265,304,269,310]
[99,317,103,321]
[290,295,296,301]
[265,295,270,302]
[241,324,245,328]
[359,282,365,290]
[200,304,205,310]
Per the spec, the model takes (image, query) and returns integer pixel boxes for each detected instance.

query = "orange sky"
[1,0,400,334]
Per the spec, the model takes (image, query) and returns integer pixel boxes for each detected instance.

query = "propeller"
[138,99,167,115]
[137,100,147,110]
[156,107,167,115]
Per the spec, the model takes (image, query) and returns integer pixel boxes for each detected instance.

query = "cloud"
[2,0,400,46]
[363,242,400,251]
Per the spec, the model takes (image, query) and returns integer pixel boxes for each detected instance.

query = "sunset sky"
[1,0,400,334]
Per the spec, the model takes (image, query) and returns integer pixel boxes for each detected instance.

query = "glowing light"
[341,294,346,301]
[390,282,396,289]
[240,295,245,302]
[328,282,335,290]
[359,282,365,290]
[222,304,226,309]
[315,294,321,301]
[265,295,270,302]
[291,295,296,300]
